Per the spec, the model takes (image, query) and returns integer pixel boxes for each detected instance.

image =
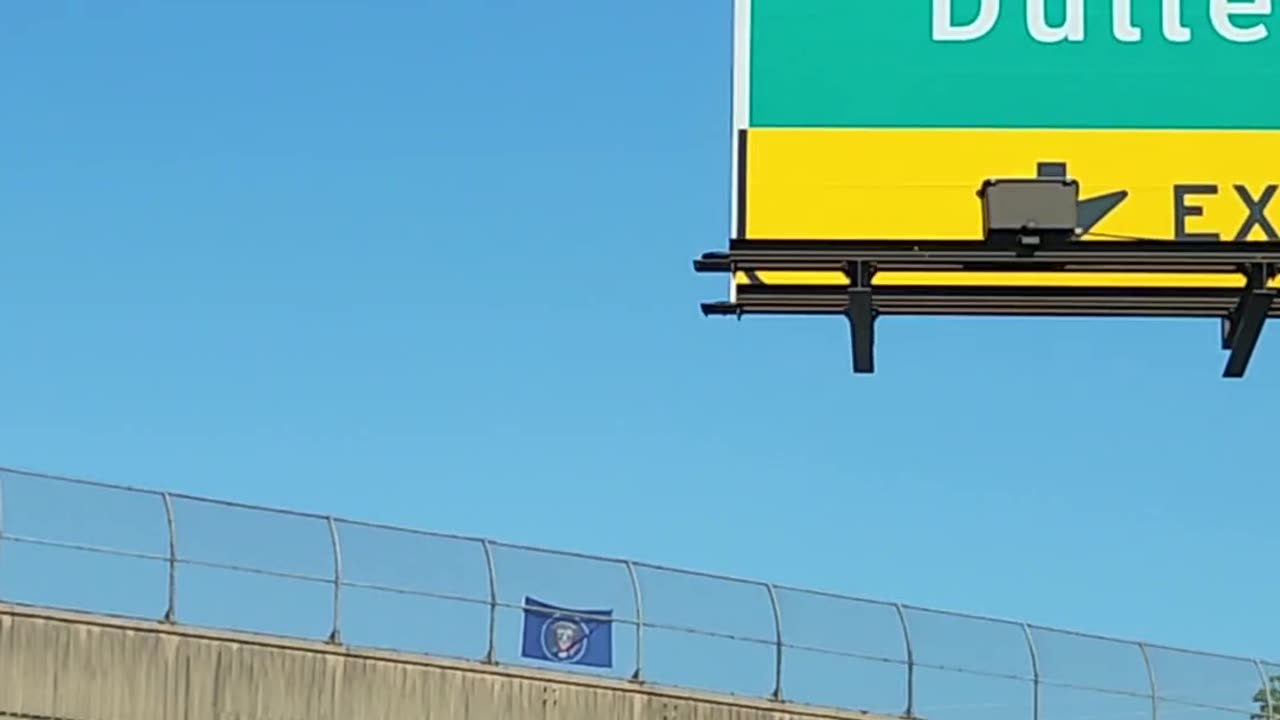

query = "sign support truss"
[1222,263,1277,378]
[845,261,877,374]
[696,163,1280,383]
[697,242,1280,378]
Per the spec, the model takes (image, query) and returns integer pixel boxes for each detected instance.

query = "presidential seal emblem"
[540,614,590,663]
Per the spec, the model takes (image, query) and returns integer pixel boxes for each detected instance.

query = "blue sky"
[1,1,1277,711]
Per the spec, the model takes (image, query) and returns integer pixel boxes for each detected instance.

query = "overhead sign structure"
[695,0,1280,377]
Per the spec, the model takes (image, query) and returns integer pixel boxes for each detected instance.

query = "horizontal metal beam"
[727,238,1280,257]
[706,283,1280,319]
[708,304,1280,319]
[694,253,732,273]
[695,240,1280,274]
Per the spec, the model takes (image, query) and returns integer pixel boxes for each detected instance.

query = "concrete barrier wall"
[0,604,890,720]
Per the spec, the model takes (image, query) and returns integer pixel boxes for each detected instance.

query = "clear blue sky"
[1,1,1277,713]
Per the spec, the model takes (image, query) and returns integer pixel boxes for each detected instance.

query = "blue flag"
[520,597,613,668]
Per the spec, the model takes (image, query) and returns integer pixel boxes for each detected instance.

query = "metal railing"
[0,466,1274,720]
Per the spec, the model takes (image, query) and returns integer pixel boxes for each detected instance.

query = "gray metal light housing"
[979,177,1080,246]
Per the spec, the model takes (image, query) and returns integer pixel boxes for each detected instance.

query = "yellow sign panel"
[745,128,1280,241]
[739,128,1280,288]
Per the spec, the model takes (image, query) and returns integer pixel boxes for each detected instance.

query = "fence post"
[893,604,915,718]
[1252,660,1274,720]
[161,493,178,623]
[765,583,784,701]
[482,540,498,664]
[624,560,644,681]
[1138,642,1158,720]
[326,517,343,644]
[1022,624,1041,720]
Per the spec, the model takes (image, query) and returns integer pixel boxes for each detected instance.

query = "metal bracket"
[844,261,877,374]
[693,251,732,274]
[1221,263,1276,378]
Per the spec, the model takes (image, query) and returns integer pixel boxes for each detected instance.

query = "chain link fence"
[0,466,1274,720]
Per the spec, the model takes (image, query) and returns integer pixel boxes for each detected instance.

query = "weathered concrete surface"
[0,603,899,720]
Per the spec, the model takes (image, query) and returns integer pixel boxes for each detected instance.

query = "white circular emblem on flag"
[540,614,589,663]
